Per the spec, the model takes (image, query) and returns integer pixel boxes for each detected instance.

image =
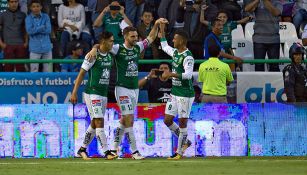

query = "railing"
[1,58,307,64]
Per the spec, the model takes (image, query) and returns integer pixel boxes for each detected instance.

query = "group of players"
[70,18,195,160]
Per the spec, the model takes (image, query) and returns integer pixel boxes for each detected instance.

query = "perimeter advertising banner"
[0,73,85,104]
[236,72,287,103]
[0,103,248,158]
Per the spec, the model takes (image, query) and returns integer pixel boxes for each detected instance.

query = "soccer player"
[87,18,168,159]
[70,31,116,160]
[159,23,195,160]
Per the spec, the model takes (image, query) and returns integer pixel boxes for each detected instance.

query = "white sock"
[177,128,188,155]
[125,127,137,153]
[82,125,96,148]
[168,122,180,137]
[113,123,125,151]
[96,128,108,153]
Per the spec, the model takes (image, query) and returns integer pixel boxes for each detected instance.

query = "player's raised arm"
[159,22,175,57]
[146,18,168,44]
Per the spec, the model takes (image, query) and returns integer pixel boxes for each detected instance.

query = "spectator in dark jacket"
[0,0,28,72]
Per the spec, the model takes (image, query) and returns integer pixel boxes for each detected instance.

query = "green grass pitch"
[0,157,306,175]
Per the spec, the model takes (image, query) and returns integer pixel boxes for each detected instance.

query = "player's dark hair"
[98,31,113,42]
[174,29,189,41]
[208,44,221,57]
[123,26,137,36]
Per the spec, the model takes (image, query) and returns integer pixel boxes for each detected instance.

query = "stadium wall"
[0,103,306,158]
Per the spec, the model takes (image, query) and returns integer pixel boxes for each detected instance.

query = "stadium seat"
[232,24,245,40]
[279,22,298,43]
[232,39,254,71]
[244,22,254,42]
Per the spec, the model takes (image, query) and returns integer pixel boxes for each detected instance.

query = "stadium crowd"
[0,0,306,72]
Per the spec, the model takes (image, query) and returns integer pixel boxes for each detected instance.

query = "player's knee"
[164,117,172,126]
[178,118,188,128]
[93,118,104,127]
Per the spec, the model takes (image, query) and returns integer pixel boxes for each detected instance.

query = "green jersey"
[111,41,147,89]
[82,51,113,97]
[161,38,195,97]
[102,13,128,44]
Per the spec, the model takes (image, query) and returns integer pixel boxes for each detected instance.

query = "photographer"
[138,62,172,103]
[93,1,132,44]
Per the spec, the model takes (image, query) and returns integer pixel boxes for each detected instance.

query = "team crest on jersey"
[119,96,130,104]
[101,69,110,79]
[91,100,102,107]
[127,61,137,71]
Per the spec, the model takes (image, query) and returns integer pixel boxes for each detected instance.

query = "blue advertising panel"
[248,103,307,156]
[0,72,85,104]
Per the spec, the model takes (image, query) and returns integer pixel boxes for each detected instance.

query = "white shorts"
[83,93,107,120]
[115,86,139,115]
[165,94,194,118]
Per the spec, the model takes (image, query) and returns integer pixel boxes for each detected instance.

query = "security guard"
[282,43,307,102]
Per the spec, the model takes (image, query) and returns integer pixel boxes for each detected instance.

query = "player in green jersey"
[87,18,168,159]
[159,23,195,160]
[70,31,117,160]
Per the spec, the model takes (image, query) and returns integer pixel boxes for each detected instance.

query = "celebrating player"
[159,23,195,160]
[70,31,117,160]
[87,18,168,159]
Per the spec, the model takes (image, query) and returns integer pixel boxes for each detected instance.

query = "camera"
[155,70,164,76]
[110,5,120,11]
[185,0,194,6]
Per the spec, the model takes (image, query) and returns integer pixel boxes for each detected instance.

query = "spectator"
[211,0,242,21]
[158,0,180,42]
[203,19,242,63]
[303,24,307,46]
[198,44,234,103]
[282,43,307,102]
[201,8,251,70]
[137,10,159,61]
[93,1,132,44]
[0,0,28,72]
[292,0,307,33]
[88,0,111,43]
[177,0,207,60]
[245,0,282,72]
[61,41,83,72]
[138,62,172,103]
[58,0,92,57]
[125,0,145,27]
[144,0,161,19]
[26,0,53,72]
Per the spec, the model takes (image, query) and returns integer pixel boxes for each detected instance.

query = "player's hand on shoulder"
[85,47,98,63]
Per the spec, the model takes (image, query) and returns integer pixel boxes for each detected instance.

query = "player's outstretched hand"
[70,93,78,104]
